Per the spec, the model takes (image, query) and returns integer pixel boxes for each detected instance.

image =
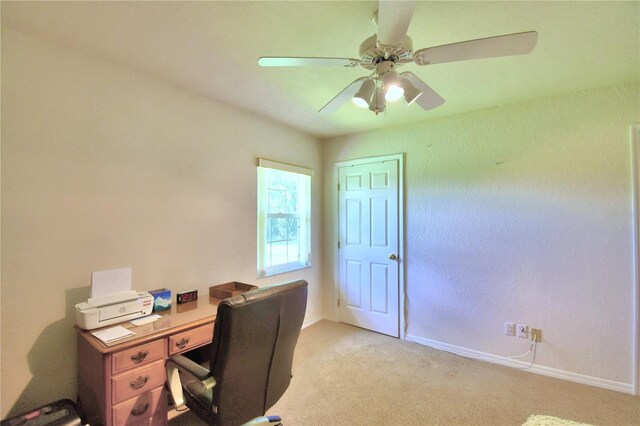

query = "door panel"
[338,159,399,337]
[370,263,389,314]
[371,197,389,247]
[346,260,363,309]
[371,171,389,188]
[346,199,362,245]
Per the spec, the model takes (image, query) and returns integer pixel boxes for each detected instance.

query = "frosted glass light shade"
[369,87,386,113]
[381,67,404,102]
[385,85,404,101]
[401,78,422,105]
[352,79,376,108]
[352,97,369,108]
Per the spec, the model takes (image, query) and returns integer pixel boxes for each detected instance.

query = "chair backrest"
[208,279,308,426]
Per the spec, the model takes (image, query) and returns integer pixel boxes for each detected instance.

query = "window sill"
[257,264,311,279]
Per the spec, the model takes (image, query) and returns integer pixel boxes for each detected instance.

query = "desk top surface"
[76,297,222,354]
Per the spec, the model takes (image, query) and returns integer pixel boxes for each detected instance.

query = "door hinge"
[337,182,340,191]
[338,241,341,249]
[337,299,340,307]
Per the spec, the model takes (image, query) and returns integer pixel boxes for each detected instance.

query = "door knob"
[389,254,397,260]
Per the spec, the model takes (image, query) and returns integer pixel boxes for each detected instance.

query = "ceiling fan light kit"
[258,0,538,116]
[352,62,415,113]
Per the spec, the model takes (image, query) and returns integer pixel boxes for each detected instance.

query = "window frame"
[257,158,312,278]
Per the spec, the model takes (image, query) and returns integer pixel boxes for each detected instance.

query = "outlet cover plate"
[504,322,515,336]
[517,323,528,338]
[531,328,542,342]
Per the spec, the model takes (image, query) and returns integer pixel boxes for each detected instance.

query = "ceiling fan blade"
[258,56,360,67]
[413,31,538,66]
[319,77,368,113]
[376,0,416,46]
[401,72,445,111]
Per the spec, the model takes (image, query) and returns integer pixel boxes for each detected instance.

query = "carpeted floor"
[169,320,640,425]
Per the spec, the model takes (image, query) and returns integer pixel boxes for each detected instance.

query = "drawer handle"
[130,351,149,364]
[131,403,150,417]
[176,337,190,349]
[130,375,150,390]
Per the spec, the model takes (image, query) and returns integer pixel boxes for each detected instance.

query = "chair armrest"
[166,355,217,409]
[169,355,211,381]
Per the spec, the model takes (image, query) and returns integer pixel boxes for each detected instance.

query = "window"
[257,159,312,277]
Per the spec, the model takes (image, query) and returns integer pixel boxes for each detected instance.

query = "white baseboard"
[406,333,634,395]
[302,316,326,329]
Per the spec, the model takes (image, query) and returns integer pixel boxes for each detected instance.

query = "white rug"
[523,414,594,426]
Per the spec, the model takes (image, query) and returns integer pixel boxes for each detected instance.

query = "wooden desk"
[76,297,221,426]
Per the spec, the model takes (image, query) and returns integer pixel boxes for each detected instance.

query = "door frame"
[630,124,640,395]
[333,153,405,339]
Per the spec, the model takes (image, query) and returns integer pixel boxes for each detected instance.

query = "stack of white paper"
[130,314,161,326]
[91,326,135,344]
[91,267,132,299]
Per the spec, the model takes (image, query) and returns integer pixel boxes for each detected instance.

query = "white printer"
[75,267,153,330]
[75,290,153,330]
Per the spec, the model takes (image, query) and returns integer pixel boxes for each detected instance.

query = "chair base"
[242,415,282,426]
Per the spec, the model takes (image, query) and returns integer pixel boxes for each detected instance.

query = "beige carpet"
[170,320,640,425]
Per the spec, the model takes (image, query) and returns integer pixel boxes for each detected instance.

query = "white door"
[337,158,400,337]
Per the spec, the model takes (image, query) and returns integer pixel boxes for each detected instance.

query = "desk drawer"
[112,360,165,404]
[168,323,213,356]
[112,386,166,426]
[112,340,166,374]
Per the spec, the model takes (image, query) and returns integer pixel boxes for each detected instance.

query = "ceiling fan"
[258,0,537,115]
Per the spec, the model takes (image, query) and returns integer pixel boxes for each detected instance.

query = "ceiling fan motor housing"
[359,34,413,69]
[376,60,399,80]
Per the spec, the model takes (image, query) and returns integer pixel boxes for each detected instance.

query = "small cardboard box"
[149,288,172,312]
[209,281,257,299]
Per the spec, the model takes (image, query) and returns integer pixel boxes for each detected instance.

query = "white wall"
[2,19,639,420]
[323,82,640,391]
[0,28,323,417]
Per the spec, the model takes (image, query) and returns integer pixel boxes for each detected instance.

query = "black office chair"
[166,280,308,426]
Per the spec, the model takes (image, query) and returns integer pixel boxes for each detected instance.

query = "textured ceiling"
[2,1,639,138]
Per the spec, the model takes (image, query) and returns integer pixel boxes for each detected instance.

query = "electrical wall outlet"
[531,328,542,342]
[504,322,515,336]
[517,323,528,338]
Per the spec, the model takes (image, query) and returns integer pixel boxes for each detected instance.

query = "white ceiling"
[2,1,639,138]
